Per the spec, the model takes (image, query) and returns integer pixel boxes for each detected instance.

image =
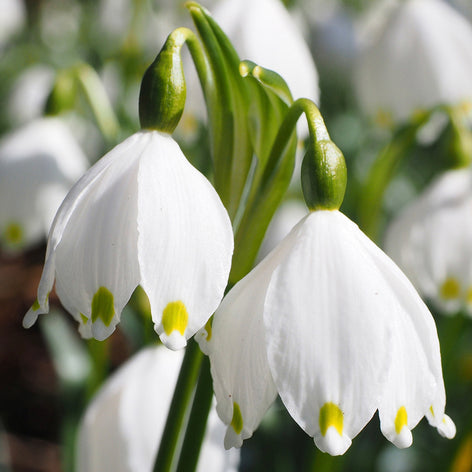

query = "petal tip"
[224,425,244,450]
[391,427,413,449]
[158,330,187,351]
[437,414,456,439]
[315,428,352,456]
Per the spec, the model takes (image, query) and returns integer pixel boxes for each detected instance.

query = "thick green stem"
[175,356,214,472]
[152,340,203,472]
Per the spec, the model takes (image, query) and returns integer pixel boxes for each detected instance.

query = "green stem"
[357,123,422,241]
[230,98,327,283]
[152,340,203,472]
[86,338,109,399]
[74,63,120,143]
[175,356,214,472]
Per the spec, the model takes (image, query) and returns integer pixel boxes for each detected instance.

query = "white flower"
[355,0,472,124]
[200,209,455,456]
[0,118,89,254]
[385,167,472,316]
[23,130,233,350]
[77,345,240,472]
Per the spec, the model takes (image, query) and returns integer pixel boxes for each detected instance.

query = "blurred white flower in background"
[77,345,239,472]
[385,167,472,316]
[0,0,25,51]
[0,117,89,254]
[355,0,472,125]
[212,0,319,106]
[7,65,56,126]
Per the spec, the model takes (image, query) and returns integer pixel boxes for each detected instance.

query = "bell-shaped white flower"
[355,0,472,124]
[201,209,455,456]
[385,167,472,316]
[23,130,233,350]
[77,345,240,472]
[0,118,89,254]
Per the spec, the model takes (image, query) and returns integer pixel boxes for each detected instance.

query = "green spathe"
[139,29,188,133]
[91,286,115,327]
[301,140,347,211]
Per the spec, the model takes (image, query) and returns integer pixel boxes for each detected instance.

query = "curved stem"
[152,340,203,472]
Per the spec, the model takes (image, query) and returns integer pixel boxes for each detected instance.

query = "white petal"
[356,0,472,123]
[0,118,88,253]
[77,346,239,472]
[137,132,233,350]
[263,211,391,455]
[49,133,144,338]
[360,217,449,445]
[209,230,299,448]
[385,168,472,315]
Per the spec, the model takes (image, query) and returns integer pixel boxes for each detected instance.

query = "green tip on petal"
[32,299,40,311]
[91,286,115,327]
[301,140,347,211]
[231,402,244,435]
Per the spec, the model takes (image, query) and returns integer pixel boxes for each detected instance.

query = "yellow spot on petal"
[80,313,88,324]
[231,402,243,435]
[162,301,188,336]
[430,406,435,417]
[319,402,344,437]
[91,287,115,327]
[4,222,23,244]
[440,277,461,300]
[204,317,212,341]
[32,299,40,311]
[395,406,408,435]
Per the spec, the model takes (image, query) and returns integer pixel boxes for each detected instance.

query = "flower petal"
[137,132,233,350]
[263,211,392,455]
[51,133,145,339]
[77,345,239,472]
[361,217,451,444]
[208,229,299,448]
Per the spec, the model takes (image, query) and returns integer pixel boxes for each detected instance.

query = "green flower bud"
[139,30,187,133]
[301,140,347,211]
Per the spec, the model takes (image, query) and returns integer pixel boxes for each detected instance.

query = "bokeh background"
[1,0,472,471]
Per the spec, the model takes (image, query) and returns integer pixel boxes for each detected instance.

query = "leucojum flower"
[77,345,239,472]
[355,0,472,125]
[385,167,472,316]
[199,110,456,455]
[23,31,234,350]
